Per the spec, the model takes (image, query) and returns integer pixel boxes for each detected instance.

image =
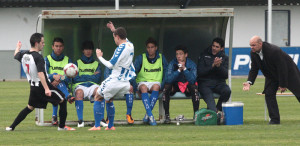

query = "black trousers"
[162,83,199,116]
[198,82,231,112]
[264,78,280,123]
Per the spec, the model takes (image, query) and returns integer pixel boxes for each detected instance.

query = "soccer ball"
[63,63,78,78]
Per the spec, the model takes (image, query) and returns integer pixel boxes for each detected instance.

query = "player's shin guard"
[93,101,104,127]
[150,91,159,111]
[10,106,33,130]
[106,102,115,128]
[141,93,153,117]
[125,93,133,115]
[58,100,67,128]
[52,105,58,117]
[75,100,84,121]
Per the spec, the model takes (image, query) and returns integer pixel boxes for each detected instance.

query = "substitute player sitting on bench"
[44,37,74,125]
[162,45,199,124]
[73,40,107,128]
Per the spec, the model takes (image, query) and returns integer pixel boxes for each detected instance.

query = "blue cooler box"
[222,102,244,125]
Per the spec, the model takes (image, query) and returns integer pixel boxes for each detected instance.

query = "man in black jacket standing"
[197,37,231,115]
[243,36,300,124]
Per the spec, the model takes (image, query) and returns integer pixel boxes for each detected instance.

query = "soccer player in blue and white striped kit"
[89,21,135,130]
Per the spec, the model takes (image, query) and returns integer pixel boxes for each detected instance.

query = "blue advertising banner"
[225,47,300,75]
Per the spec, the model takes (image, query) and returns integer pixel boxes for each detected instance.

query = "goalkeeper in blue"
[89,21,135,131]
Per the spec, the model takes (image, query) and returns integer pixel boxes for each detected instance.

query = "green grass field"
[1,78,300,145]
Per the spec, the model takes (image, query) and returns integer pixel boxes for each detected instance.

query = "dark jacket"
[166,58,197,84]
[197,47,229,86]
[248,42,300,99]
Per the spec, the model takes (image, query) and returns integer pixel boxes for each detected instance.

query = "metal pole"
[115,0,119,10]
[268,0,272,43]
[228,16,234,102]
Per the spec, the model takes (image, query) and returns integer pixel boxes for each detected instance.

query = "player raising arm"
[6,33,75,131]
[89,21,135,131]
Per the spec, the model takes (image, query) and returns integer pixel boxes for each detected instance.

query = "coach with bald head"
[243,36,300,124]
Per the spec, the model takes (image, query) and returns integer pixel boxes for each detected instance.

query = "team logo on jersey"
[79,68,95,73]
[24,56,31,62]
[144,67,161,72]
[50,66,64,70]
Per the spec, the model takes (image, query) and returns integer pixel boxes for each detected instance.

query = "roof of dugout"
[1,0,299,8]
[40,9,234,87]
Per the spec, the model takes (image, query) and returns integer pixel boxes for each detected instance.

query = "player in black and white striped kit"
[6,33,75,131]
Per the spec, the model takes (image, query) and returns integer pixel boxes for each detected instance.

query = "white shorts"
[97,77,130,101]
[138,82,161,91]
[75,84,99,100]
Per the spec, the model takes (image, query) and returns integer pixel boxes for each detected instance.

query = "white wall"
[1,6,299,50]
[223,5,300,48]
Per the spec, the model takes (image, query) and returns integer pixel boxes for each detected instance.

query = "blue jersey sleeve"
[183,59,197,84]
[44,56,55,81]
[109,44,126,65]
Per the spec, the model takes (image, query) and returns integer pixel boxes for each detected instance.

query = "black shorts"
[28,83,65,109]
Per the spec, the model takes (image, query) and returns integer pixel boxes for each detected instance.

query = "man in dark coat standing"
[243,35,300,124]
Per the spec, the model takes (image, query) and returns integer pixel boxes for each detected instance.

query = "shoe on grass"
[126,114,134,124]
[58,126,76,131]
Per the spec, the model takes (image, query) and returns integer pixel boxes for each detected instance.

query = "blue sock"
[150,91,159,111]
[106,102,109,121]
[93,101,104,127]
[141,93,153,117]
[100,100,105,120]
[56,82,70,99]
[52,105,58,117]
[106,102,115,128]
[75,100,83,121]
[125,93,134,115]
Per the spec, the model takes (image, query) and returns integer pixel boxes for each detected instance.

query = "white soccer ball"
[63,63,78,78]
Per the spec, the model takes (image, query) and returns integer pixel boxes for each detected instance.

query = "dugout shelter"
[36,8,234,126]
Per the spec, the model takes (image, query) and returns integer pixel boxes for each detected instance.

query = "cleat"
[5,127,13,131]
[105,127,116,130]
[58,126,76,131]
[143,114,149,124]
[88,126,101,131]
[51,115,58,125]
[217,111,224,125]
[164,114,171,124]
[149,116,157,126]
[100,119,108,127]
[77,120,84,127]
[126,114,134,124]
